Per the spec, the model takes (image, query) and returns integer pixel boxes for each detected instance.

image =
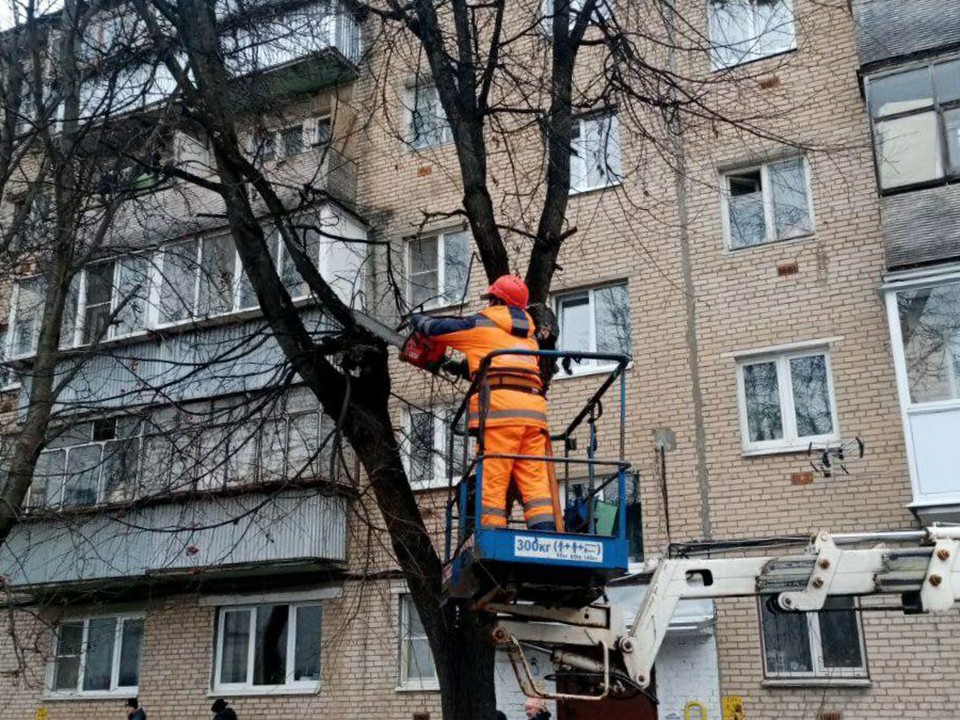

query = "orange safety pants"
[480,425,554,529]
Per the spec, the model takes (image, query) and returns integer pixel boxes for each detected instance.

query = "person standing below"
[409,275,558,531]
[524,698,552,720]
[125,698,146,720]
[211,698,237,720]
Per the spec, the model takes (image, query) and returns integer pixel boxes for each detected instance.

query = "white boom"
[489,526,960,701]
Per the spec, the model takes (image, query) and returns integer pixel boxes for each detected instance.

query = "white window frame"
[569,112,623,195]
[554,282,631,377]
[405,230,470,310]
[31,418,144,510]
[720,157,815,250]
[883,270,960,507]
[735,348,839,455]
[7,275,46,359]
[708,0,797,70]
[65,256,153,347]
[406,84,452,150]
[758,598,868,680]
[402,406,466,491]
[248,121,314,162]
[45,613,145,698]
[0,326,20,390]
[213,602,323,694]
[397,593,438,691]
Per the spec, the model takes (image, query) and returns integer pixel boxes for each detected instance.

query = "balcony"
[0,487,347,591]
[71,0,360,123]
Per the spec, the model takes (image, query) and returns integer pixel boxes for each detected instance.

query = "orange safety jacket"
[413,305,547,429]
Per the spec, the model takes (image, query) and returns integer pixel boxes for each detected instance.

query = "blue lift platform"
[443,350,634,608]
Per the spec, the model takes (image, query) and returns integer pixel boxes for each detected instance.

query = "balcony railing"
[67,1,360,122]
[0,488,348,589]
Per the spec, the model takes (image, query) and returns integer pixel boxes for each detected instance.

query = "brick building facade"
[2,0,960,719]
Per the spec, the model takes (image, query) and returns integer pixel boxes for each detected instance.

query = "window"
[760,597,867,679]
[570,112,622,193]
[9,277,45,358]
[405,407,466,490]
[398,594,437,690]
[555,283,631,373]
[708,0,795,69]
[249,123,308,162]
[50,615,144,695]
[866,58,960,191]
[736,349,838,453]
[722,157,813,249]
[406,85,451,149]
[29,417,143,509]
[895,280,960,404]
[214,603,322,691]
[0,327,19,388]
[55,257,152,346]
[158,235,239,324]
[406,230,470,309]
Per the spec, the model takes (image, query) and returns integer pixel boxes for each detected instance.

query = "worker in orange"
[409,275,558,531]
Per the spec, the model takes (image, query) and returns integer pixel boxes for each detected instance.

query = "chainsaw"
[351,310,453,372]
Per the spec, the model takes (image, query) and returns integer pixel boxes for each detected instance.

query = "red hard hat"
[482,275,529,308]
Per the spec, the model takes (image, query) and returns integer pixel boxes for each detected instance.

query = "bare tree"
[0,0,853,716]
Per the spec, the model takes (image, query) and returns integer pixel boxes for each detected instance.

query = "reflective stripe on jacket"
[416,306,547,429]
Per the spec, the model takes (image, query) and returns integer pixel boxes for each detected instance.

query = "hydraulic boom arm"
[490,526,960,700]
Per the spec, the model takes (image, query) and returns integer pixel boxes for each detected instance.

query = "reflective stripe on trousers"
[479,425,553,529]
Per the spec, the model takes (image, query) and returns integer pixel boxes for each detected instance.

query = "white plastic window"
[737,349,839,453]
[49,615,144,696]
[214,603,323,692]
[708,0,796,69]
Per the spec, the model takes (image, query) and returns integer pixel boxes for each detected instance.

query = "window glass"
[281,125,304,157]
[64,445,102,506]
[159,240,199,323]
[114,256,150,336]
[400,595,436,686]
[81,617,117,691]
[118,618,144,688]
[323,231,366,307]
[897,282,960,404]
[442,231,470,305]
[818,597,864,669]
[260,418,287,482]
[761,600,814,674]
[868,67,934,117]
[53,622,84,690]
[769,158,811,239]
[743,361,783,442]
[60,275,80,349]
[101,436,141,503]
[945,108,960,173]
[12,278,45,356]
[293,605,322,682]
[790,355,834,437]
[875,113,942,189]
[83,261,115,344]
[409,85,449,149]
[409,410,435,482]
[571,113,621,192]
[219,610,250,684]
[34,450,65,508]
[594,284,631,356]
[935,59,960,103]
[198,235,236,316]
[727,169,765,248]
[558,295,591,353]
[253,604,289,685]
[280,228,321,299]
[287,412,320,479]
[409,236,439,308]
[708,0,795,68]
